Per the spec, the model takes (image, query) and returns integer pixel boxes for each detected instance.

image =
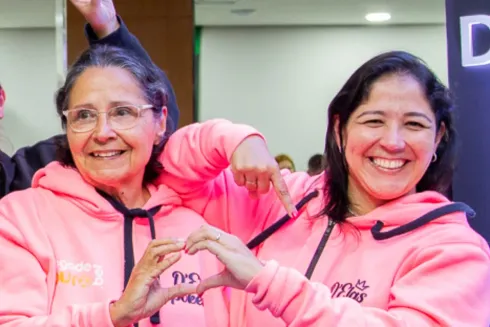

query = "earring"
[154,131,165,145]
[432,153,438,163]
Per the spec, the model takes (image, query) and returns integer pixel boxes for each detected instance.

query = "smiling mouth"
[369,157,407,170]
[90,150,126,158]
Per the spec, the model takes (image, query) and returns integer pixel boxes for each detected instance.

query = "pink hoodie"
[157,119,490,327]
[0,162,228,327]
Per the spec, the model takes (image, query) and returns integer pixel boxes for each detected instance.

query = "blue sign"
[446,0,490,243]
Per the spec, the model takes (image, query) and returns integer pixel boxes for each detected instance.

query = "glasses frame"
[62,104,155,133]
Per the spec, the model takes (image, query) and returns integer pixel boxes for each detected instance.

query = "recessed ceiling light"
[365,12,391,23]
[230,8,256,16]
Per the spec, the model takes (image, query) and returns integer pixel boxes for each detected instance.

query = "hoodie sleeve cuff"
[85,16,127,45]
[222,123,265,163]
[245,260,280,305]
[245,260,317,324]
[87,300,117,327]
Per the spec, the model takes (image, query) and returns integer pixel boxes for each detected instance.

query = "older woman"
[2,0,181,197]
[0,45,227,327]
[158,51,490,326]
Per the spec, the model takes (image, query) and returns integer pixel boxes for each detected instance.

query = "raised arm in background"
[4,0,179,196]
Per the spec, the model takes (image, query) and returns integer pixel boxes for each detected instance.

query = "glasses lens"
[109,105,140,130]
[68,109,97,132]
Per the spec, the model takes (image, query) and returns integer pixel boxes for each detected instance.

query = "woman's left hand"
[185,225,264,294]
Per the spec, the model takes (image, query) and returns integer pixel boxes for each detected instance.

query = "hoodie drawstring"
[246,190,319,249]
[371,202,475,240]
[97,190,162,327]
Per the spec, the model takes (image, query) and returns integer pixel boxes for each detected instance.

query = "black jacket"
[0,17,179,197]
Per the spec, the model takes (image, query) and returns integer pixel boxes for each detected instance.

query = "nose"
[92,114,116,142]
[379,125,405,152]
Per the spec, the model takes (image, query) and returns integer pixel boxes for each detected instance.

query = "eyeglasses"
[63,104,154,133]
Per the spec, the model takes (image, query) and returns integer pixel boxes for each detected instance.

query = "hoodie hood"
[32,161,182,219]
[348,191,473,229]
[32,162,185,325]
[296,173,474,242]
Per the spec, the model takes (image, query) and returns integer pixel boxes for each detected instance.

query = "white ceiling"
[0,0,446,29]
[194,0,446,26]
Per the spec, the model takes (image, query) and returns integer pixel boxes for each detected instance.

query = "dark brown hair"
[322,51,455,223]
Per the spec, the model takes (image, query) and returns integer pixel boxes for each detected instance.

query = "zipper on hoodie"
[244,190,333,279]
[304,219,335,279]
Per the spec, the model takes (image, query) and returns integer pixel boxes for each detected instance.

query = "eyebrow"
[356,110,433,123]
[71,101,133,110]
[72,103,96,109]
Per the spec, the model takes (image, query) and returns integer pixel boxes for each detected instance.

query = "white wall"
[0,28,61,154]
[0,0,56,29]
[198,25,448,171]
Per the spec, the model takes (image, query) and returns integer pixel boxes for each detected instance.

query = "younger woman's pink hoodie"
[157,119,490,327]
[0,162,228,327]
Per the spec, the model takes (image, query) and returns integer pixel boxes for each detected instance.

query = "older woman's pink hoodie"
[157,119,490,327]
[0,162,228,327]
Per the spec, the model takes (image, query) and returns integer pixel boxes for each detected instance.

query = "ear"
[154,106,168,145]
[434,122,446,151]
[333,114,342,152]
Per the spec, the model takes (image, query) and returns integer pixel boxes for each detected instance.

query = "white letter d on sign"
[460,14,490,67]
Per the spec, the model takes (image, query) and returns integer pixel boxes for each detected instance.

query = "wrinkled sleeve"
[158,119,288,241]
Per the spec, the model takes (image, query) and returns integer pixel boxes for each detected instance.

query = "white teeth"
[372,158,405,169]
[93,151,121,158]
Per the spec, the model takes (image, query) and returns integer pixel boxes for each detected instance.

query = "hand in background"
[69,0,119,38]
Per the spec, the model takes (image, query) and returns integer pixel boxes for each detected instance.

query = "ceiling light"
[230,8,256,16]
[365,12,391,23]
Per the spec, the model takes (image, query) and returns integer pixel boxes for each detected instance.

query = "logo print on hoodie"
[331,279,369,303]
[56,260,104,288]
[171,271,203,306]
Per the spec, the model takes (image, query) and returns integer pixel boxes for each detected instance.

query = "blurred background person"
[274,153,295,172]
[307,153,326,176]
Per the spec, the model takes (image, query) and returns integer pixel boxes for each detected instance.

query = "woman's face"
[66,66,166,189]
[337,74,445,205]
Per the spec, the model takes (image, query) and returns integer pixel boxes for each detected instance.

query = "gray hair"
[55,45,171,183]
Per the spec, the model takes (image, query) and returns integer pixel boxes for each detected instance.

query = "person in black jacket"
[0,0,179,197]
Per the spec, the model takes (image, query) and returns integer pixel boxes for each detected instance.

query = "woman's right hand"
[109,238,196,327]
[231,135,298,217]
